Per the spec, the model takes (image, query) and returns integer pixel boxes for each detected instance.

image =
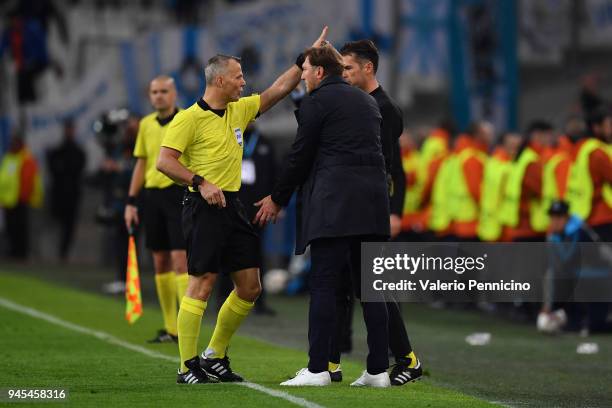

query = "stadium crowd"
[396,112,612,244]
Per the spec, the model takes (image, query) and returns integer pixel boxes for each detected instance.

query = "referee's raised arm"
[259,26,328,114]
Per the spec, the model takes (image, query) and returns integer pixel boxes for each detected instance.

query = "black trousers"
[307,236,389,374]
[586,223,612,331]
[5,204,29,259]
[55,203,80,260]
[330,277,413,363]
[593,223,612,242]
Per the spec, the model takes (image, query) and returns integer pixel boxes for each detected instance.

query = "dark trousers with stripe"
[307,236,389,374]
[330,287,413,364]
[587,223,612,331]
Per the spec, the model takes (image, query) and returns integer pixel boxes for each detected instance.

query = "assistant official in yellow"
[124,76,188,344]
[157,27,330,384]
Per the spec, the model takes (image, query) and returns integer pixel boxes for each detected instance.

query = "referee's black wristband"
[126,196,137,206]
[192,174,204,191]
[295,53,305,70]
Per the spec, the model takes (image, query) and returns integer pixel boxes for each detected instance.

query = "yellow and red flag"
[125,235,143,324]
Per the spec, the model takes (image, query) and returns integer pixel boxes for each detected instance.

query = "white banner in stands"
[22,55,125,172]
[582,0,612,46]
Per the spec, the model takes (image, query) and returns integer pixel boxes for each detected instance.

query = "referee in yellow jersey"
[157,27,329,384]
[124,76,188,344]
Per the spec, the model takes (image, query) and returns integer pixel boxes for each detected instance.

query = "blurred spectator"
[177,56,205,105]
[580,74,606,119]
[540,120,577,231]
[502,121,553,242]
[564,115,587,142]
[171,0,208,24]
[478,131,521,242]
[0,131,43,259]
[0,0,68,105]
[398,129,427,241]
[11,0,69,42]
[586,107,612,144]
[449,121,493,241]
[418,123,453,240]
[46,118,87,261]
[420,121,453,173]
[567,109,612,241]
[94,115,139,294]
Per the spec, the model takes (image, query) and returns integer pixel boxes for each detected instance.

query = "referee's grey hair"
[205,54,241,85]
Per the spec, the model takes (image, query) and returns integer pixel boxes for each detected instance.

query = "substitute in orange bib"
[398,130,428,241]
[420,122,453,169]
[541,119,578,229]
[503,121,553,242]
[422,153,451,240]
[448,122,493,241]
[478,131,522,242]
[567,109,612,241]
[0,132,42,259]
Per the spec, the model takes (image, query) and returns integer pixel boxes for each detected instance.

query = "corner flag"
[125,235,143,324]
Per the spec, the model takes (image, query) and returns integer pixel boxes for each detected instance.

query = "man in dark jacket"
[255,46,391,387]
[337,39,422,386]
[47,118,86,260]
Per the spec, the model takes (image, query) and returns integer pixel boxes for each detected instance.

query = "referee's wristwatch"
[192,174,204,191]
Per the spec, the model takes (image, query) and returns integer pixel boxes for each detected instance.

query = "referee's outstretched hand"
[312,26,329,48]
[199,180,226,208]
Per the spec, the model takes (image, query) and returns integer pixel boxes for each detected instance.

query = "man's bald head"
[149,75,177,114]
[150,75,176,89]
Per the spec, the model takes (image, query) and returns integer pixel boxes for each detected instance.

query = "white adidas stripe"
[0,296,325,408]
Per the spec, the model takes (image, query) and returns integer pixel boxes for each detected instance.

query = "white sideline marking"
[0,297,324,408]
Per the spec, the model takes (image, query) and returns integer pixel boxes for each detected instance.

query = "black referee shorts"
[143,185,186,251]
[182,191,261,275]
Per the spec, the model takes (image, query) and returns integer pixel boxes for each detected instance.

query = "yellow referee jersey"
[133,110,183,189]
[161,95,260,192]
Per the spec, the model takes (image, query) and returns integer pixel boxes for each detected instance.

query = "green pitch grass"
[246,298,612,408]
[0,270,493,408]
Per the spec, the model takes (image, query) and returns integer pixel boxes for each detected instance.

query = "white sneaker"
[280,368,331,386]
[350,370,391,388]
